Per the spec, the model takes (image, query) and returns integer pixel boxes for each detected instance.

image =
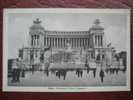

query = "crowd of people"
[11,59,25,83]
[10,58,125,84]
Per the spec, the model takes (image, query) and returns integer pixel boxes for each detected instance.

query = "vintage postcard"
[3,8,130,92]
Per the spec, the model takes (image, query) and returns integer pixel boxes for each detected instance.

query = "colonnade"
[95,35,103,47]
[31,35,40,46]
[44,37,90,48]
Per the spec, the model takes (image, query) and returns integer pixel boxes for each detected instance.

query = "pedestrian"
[93,69,96,78]
[16,59,21,82]
[80,70,83,77]
[16,67,20,82]
[99,69,105,83]
[21,69,25,78]
[11,60,18,82]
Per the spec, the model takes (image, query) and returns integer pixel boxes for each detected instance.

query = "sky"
[7,12,129,59]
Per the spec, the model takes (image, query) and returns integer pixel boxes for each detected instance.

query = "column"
[54,38,56,47]
[98,36,100,47]
[95,36,96,47]
[77,38,79,48]
[53,37,55,47]
[70,38,71,47]
[57,37,59,48]
[101,36,103,47]
[46,37,48,47]
[47,37,49,47]
[34,35,35,46]
[55,37,57,48]
[61,38,63,48]
[74,38,76,48]
[59,38,61,48]
[60,38,61,48]
[78,38,80,48]
[76,38,78,48]
[95,36,98,47]
[57,38,58,48]
[46,37,48,46]
[51,37,53,47]
[49,37,51,47]
[48,37,50,47]
[52,37,53,47]
[83,38,85,48]
[63,38,65,48]
[61,38,62,48]
[31,35,33,46]
[86,38,87,48]
[59,38,60,48]
[50,37,52,47]
[80,38,82,48]
[85,38,87,47]
[84,38,86,48]
[35,35,37,46]
[95,36,97,47]
[98,36,99,47]
[93,35,95,47]
[44,37,45,46]
[58,38,59,48]
[79,38,81,48]
[37,35,39,45]
[33,35,35,46]
[97,36,98,47]
[36,35,37,46]
[71,38,73,48]
[73,38,74,48]
[63,38,64,48]
[86,38,88,48]
[65,38,67,47]
[56,38,58,48]
[87,38,89,48]
[44,37,46,46]
[76,38,77,48]
[52,37,54,47]
[84,38,86,47]
[58,38,60,48]
[99,36,101,47]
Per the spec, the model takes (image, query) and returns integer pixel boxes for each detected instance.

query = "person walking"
[16,59,21,82]
[99,69,105,83]
[11,60,18,82]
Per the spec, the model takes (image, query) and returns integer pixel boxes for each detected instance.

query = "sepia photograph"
[3,9,130,92]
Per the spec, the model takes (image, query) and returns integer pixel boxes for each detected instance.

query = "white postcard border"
[3,8,131,92]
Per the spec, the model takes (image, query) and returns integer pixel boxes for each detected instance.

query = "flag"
[107,43,111,47]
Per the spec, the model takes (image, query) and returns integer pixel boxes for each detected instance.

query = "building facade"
[18,18,113,69]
